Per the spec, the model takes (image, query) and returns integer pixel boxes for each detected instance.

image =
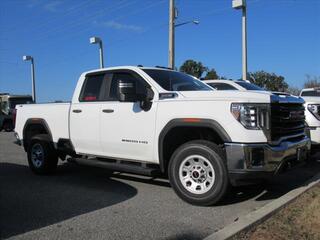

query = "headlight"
[307,104,320,120]
[231,103,270,130]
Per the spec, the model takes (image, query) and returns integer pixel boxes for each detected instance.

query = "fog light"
[250,148,265,167]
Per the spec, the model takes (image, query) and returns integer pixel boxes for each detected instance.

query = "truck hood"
[179,90,304,104]
[301,96,320,104]
[179,90,272,103]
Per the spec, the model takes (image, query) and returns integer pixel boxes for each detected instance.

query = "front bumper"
[225,136,311,185]
[308,126,320,145]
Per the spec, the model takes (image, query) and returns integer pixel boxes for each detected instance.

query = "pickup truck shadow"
[0,162,137,239]
[255,160,320,201]
[220,160,320,205]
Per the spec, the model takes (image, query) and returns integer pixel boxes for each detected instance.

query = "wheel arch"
[23,118,53,151]
[158,118,231,173]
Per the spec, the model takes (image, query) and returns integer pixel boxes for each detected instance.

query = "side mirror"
[118,79,137,102]
[140,87,154,111]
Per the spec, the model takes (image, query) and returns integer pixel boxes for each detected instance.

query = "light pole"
[168,0,175,69]
[23,55,36,103]
[168,0,199,69]
[232,0,247,80]
[175,20,200,28]
[90,36,104,68]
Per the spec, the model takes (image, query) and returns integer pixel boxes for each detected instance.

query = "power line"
[1,0,96,34]
[33,0,135,42]
[23,1,165,51]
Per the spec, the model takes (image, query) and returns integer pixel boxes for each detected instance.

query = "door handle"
[72,109,82,113]
[102,109,114,113]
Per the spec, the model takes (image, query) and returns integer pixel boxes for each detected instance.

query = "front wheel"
[168,140,229,206]
[27,135,58,174]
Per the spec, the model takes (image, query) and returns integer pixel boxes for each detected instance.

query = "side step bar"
[71,157,161,177]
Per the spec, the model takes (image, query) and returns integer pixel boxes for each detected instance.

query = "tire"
[168,140,229,206]
[3,121,14,132]
[27,135,58,174]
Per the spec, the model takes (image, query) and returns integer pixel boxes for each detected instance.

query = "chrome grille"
[271,103,305,142]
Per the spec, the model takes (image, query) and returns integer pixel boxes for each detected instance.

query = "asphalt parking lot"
[1,132,320,240]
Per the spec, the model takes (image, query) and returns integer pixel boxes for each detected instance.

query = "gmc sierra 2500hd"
[14,66,310,205]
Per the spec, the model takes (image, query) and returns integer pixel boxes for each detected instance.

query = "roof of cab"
[82,66,175,76]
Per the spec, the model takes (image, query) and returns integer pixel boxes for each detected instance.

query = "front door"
[99,70,157,162]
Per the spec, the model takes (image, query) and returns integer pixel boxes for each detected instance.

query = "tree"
[204,68,219,80]
[304,75,320,88]
[286,87,301,96]
[249,71,288,92]
[179,60,207,78]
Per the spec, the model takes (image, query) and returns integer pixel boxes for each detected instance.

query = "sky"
[0,0,319,102]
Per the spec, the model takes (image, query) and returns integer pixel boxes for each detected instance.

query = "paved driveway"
[1,132,319,240]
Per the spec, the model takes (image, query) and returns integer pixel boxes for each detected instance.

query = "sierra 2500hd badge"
[122,139,148,144]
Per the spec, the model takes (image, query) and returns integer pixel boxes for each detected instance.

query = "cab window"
[79,74,105,101]
[109,72,147,101]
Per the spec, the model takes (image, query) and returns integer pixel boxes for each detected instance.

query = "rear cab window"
[79,74,105,102]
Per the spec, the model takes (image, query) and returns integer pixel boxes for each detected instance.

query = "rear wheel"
[27,135,58,174]
[168,140,229,206]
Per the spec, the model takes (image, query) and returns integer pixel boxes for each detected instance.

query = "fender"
[23,118,53,151]
[158,118,232,172]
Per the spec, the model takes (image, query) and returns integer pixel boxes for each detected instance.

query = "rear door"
[70,73,108,155]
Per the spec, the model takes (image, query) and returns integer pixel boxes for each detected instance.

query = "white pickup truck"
[300,88,320,150]
[14,66,310,205]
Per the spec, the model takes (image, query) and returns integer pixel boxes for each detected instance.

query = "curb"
[204,171,320,240]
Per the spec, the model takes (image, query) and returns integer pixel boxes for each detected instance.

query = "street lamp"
[175,20,200,28]
[90,36,104,68]
[23,55,36,103]
[232,0,248,80]
[168,0,199,69]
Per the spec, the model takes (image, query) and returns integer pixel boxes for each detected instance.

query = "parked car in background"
[0,93,32,132]
[204,79,265,91]
[300,88,320,150]
[14,67,310,205]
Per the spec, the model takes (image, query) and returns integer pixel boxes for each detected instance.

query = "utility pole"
[233,0,247,80]
[168,0,175,69]
[23,55,36,103]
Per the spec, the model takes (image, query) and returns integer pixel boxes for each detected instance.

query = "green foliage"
[249,71,288,92]
[179,59,208,78]
[304,75,320,88]
[204,68,219,80]
[179,60,224,80]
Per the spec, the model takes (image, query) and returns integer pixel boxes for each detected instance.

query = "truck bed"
[15,103,71,143]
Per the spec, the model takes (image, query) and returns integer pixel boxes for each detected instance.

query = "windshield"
[142,69,212,91]
[9,97,33,108]
[236,81,265,91]
[301,90,320,97]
